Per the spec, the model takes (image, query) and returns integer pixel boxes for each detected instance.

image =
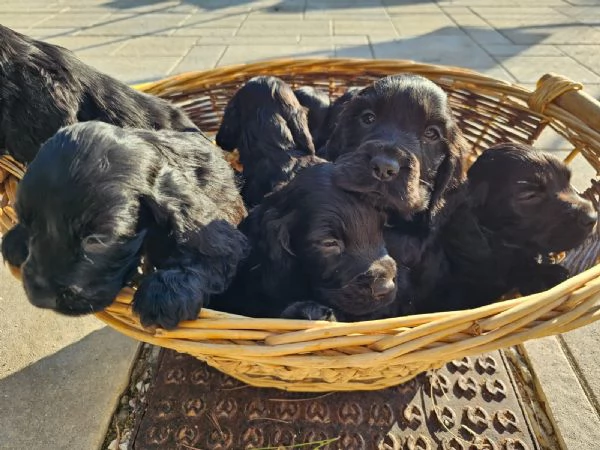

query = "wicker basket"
[2,59,600,392]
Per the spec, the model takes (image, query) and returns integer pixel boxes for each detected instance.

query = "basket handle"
[530,73,600,132]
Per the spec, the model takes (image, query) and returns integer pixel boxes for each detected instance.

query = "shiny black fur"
[322,75,468,316]
[216,76,324,207]
[412,143,598,313]
[1,122,248,329]
[325,74,467,222]
[0,25,197,164]
[213,162,398,322]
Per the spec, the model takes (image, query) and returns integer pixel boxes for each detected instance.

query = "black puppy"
[293,86,330,146]
[1,122,248,329]
[213,162,398,322]
[414,142,597,313]
[216,76,324,207]
[0,25,197,164]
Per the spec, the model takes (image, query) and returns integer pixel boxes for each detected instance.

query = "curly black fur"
[0,25,198,164]
[1,122,248,329]
[216,76,324,207]
[411,142,598,313]
[319,75,468,316]
[213,162,398,322]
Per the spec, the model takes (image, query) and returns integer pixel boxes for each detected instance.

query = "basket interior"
[157,74,549,156]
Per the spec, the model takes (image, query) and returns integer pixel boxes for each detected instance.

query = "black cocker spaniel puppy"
[0,25,197,164]
[412,142,598,313]
[216,76,324,207]
[1,122,249,329]
[213,161,399,322]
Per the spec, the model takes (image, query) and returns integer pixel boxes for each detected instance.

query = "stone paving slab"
[77,55,183,84]
[115,36,200,57]
[523,336,600,450]
[0,264,140,450]
[500,55,600,83]
[174,45,228,73]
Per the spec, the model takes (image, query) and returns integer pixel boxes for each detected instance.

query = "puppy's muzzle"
[565,192,598,232]
[579,210,598,231]
[372,277,396,298]
[371,155,400,181]
[367,255,398,301]
[359,142,415,183]
[22,266,57,309]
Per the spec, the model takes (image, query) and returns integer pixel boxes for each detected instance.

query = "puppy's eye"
[423,126,441,141]
[319,239,343,255]
[516,190,541,202]
[360,111,376,125]
[321,239,340,248]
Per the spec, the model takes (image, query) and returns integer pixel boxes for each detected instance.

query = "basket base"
[131,348,541,450]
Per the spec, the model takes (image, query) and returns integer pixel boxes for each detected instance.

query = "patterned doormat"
[130,349,539,450]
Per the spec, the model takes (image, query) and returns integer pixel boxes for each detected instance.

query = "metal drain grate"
[131,349,539,450]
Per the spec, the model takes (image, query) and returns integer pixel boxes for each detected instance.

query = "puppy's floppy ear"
[261,207,296,261]
[216,93,241,151]
[276,85,316,155]
[285,105,316,155]
[323,115,348,161]
[1,223,30,267]
[258,206,298,296]
[428,124,469,224]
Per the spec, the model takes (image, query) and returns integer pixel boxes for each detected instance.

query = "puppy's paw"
[133,269,206,329]
[519,264,570,296]
[280,301,337,321]
[1,223,29,267]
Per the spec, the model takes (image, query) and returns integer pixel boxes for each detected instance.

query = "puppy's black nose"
[579,211,598,230]
[371,155,400,181]
[373,278,396,298]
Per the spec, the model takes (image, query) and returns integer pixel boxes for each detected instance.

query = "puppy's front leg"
[133,219,249,329]
[280,301,337,321]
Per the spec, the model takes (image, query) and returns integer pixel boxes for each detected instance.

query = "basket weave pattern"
[1,59,600,392]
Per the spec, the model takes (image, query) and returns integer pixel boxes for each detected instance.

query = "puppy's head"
[6,124,146,315]
[325,74,467,219]
[468,142,597,253]
[216,76,315,160]
[248,164,397,316]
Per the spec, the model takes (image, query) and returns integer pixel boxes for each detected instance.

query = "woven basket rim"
[2,57,599,391]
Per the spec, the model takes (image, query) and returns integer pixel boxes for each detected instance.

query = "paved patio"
[0,0,599,449]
